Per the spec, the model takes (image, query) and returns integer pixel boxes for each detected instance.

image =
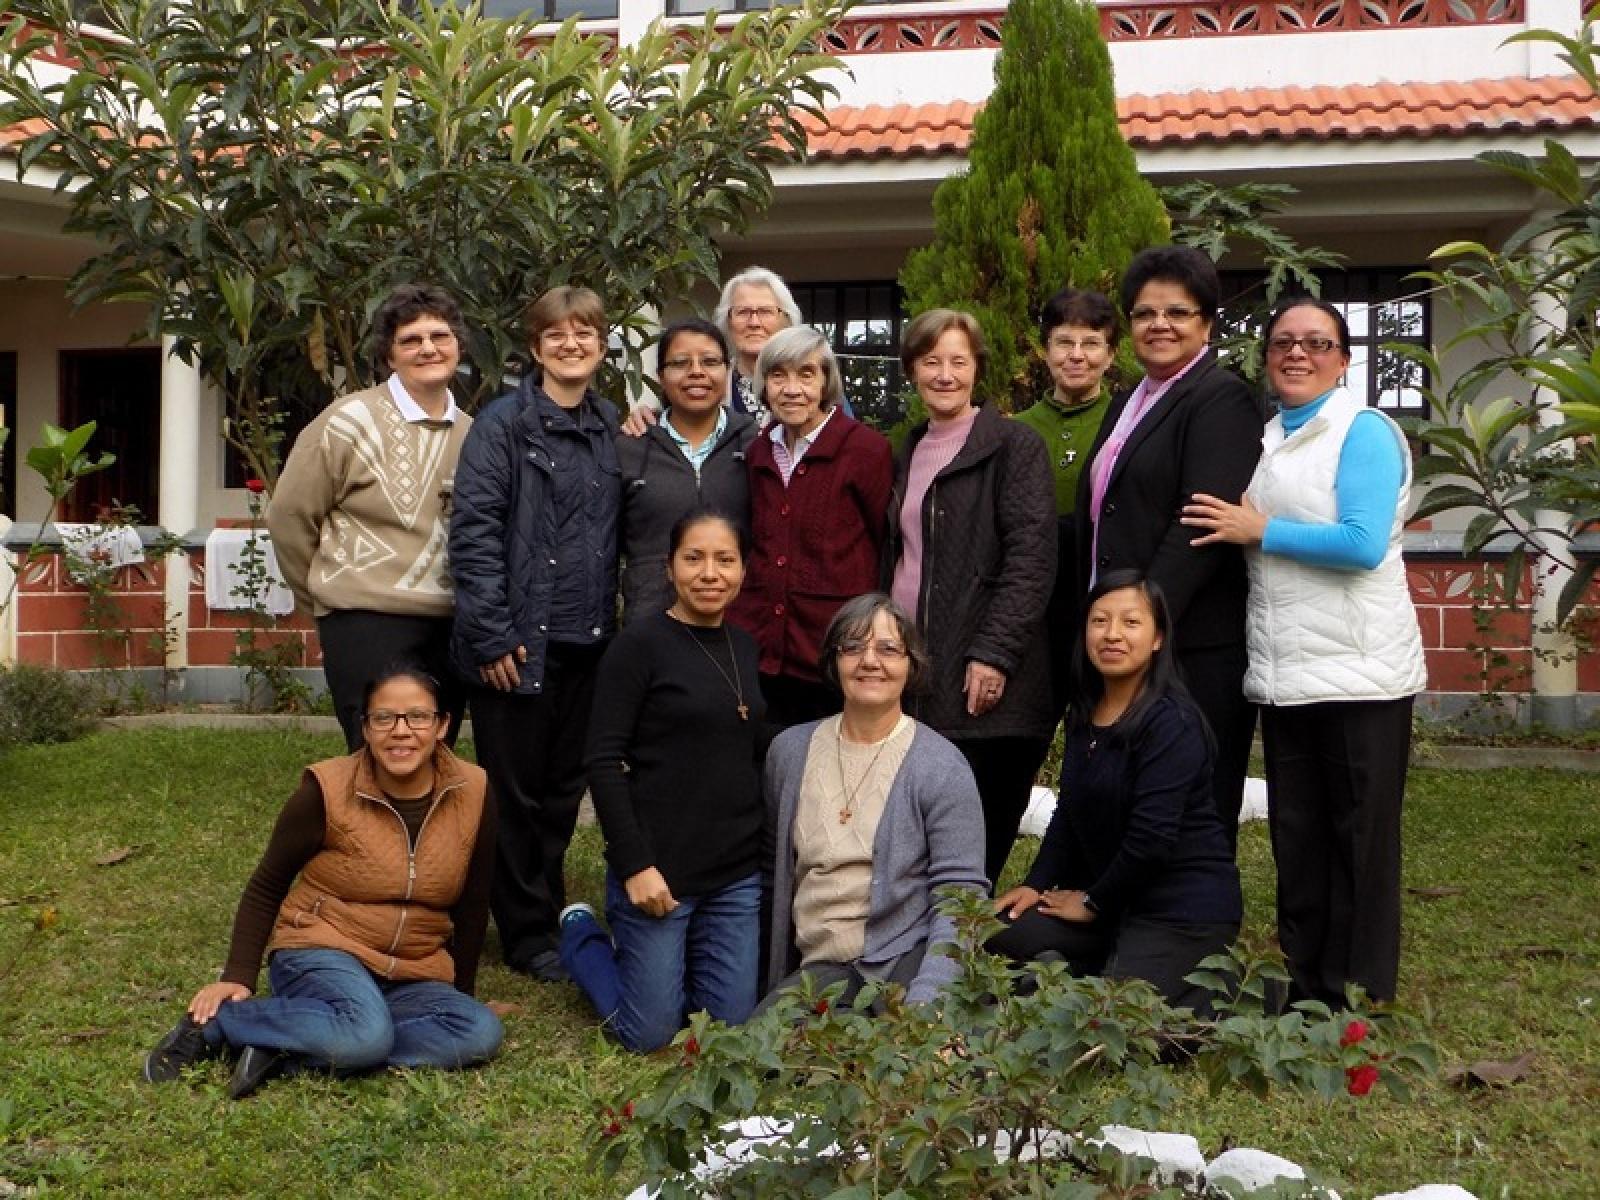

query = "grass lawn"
[0,728,1595,1198]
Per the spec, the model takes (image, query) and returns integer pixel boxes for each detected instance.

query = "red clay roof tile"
[805,76,1599,160]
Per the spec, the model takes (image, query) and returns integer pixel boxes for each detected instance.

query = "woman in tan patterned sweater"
[267,283,472,748]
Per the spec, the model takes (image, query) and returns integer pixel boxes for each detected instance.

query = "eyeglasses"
[731,305,782,324]
[1129,305,1203,326]
[1048,336,1110,354]
[1266,335,1342,356]
[394,330,456,353]
[662,355,727,373]
[540,327,600,346]
[364,709,441,731]
[837,638,908,661]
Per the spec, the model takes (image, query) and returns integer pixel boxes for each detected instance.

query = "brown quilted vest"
[268,745,487,983]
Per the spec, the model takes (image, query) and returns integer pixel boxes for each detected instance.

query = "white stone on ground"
[1091,1125,1206,1186]
[1205,1147,1307,1192]
[1372,1188,1480,1200]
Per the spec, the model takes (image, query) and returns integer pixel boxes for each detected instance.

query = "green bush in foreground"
[0,663,97,751]
[598,890,1436,1198]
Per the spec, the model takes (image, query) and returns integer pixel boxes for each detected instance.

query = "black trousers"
[986,908,1238,1013]
[759,673,837,732]
[470,641,605,970]
[754,941,928,1017]
[955,735,1053,889]
[317,610,466,751]
[1262,696,1413,1006]
[1176,642,1257,852]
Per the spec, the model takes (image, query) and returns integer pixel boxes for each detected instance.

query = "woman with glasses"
[730,325,893,727]
[1182,298,1425,1007]
[886,309,1057,887]
[1077,246,1266,847]
[714,266,802,427]
[144,666,501,1099]
[449,285,621,984]
[762,594,987,1009]
[268,283,472,750]
[559,508,766,1052]
[1015,287,1121,715]
[617,318,757,625]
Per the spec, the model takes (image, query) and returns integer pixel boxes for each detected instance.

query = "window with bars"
[1220,267,1432,417]
[788,281,908,430]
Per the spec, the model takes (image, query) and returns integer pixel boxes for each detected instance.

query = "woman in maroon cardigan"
[730,325,894,727]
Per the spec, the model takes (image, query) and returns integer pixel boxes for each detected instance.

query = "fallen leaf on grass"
[485,1000,523,1019]
[1406,885,1465,900]
[1444,1050,1536,1088]
[93,845,146,867]
[58,1028,111,1043]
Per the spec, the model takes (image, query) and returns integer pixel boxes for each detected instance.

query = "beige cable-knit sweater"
[267,383,472,618]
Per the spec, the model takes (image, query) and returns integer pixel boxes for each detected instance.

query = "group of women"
[145,248,1426,1091]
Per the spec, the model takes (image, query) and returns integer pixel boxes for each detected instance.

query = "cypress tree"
[899,0,1168,412]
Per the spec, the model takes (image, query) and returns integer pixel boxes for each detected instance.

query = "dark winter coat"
[884,404,1058,740]
[730,413,893,682]
[615,413,757,625]
[448,378,621,695]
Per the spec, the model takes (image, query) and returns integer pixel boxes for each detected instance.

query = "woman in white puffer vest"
[1181,297,1425,1008]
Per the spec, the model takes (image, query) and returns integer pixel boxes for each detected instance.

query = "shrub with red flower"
[1345,1063,1381,1096]
[245,477,265,494]
[1340,1019,1370,1048]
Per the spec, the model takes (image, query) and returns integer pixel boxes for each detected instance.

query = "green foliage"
[899,0,1167,412]
[1164,180,1345,384]
[0,663,97,751]
[0,420,116,617]
[595,890,1434,1197]
[1402,15,1600,623]
[230,488,310,714]
[0,0,844,482]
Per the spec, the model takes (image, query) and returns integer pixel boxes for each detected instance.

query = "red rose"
[245,478,265,494]
[1345,1064,1380,1096]
[1340,1019,1371,1048]
[813,999,830,1016]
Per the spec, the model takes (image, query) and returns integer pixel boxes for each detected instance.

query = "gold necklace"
[835,718,894,825]
[672,612,748,721]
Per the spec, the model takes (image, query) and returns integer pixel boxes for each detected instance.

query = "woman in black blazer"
[1075,246,1266,845]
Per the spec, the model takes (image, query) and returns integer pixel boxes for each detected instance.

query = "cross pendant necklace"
[673,610,749,721]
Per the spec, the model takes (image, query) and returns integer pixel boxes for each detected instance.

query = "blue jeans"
[208,948,503,1072]
[559,871,760,1053]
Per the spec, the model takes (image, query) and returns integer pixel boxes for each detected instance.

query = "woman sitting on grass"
[987,572,1242,1012]
[143,666,502,1098]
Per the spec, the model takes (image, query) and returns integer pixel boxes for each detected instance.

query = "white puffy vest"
[1242,387,1427,706]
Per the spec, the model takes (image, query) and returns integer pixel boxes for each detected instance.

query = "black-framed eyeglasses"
[1266,335,1342,356]
[364,709,441,731]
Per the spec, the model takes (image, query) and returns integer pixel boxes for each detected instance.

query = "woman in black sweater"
[558,508,767,1052]
[987,570,1241,1010]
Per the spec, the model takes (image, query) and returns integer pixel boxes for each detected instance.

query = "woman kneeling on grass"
[143,667,502,1098]
[558,507,767,1052]
[987,572,1242,1012]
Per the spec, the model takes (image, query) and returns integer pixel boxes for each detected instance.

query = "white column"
[158,337,203,670]
[1527,235,1578,728]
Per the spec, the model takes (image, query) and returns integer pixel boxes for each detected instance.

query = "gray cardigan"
[763,719,989,1004]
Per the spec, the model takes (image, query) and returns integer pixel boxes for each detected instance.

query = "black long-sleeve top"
[1024,694,1241,925]
[586,611,767,897]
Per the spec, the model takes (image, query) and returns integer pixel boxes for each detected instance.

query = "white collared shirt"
[387,372,460,424]
[769,406,838,486]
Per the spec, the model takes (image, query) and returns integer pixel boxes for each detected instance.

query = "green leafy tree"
[0,0,844,484]
[899,0,1167,412]
[1402,16,1600,622]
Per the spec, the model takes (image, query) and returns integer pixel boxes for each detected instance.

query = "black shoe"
[228,1045,289,1100]
[143,1015,219,1084]
[522,949,570,984]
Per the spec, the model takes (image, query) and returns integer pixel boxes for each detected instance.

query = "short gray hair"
[713,267,802,342]
[754,325,844,412]
[818,593,928,697]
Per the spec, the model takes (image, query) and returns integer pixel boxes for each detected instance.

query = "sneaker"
[559,901,598,928]
[143,1014,218,1084]
[524,948,570,984]
[228,1045,289,1100]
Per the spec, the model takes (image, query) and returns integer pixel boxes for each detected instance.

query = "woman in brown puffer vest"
[142,667,502,1100]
